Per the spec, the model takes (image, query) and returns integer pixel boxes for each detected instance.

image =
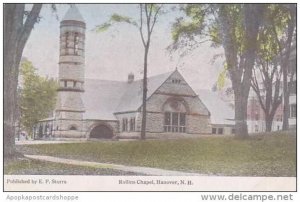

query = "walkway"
[24,154,203,176]
[16,140,87,145]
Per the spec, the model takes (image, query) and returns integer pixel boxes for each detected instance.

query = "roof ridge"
[86,70,175,83]
[85,78,126,83]
[130,70,175,83]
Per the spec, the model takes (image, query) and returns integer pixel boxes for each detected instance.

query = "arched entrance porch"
[89,124,114,139]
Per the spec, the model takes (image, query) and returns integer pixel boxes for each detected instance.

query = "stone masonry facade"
[35,6,214,140]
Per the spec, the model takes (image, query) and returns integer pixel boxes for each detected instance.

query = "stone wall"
[115,92,211,137]
[186,114,211,134]
[50,119,119,139]
[145,71,209,116]
[156,71,196,95]
[145,112,164,133]
[59,62,84,81]
[142,85,211,135]
[52,119,86,138]
[56,92,85,112]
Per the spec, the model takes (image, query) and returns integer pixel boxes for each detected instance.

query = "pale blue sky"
[23,4,225,90]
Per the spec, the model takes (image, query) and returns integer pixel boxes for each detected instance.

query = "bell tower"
[54,5,86,138]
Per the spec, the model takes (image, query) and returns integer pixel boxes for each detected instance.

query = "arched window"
[163,99,187,133]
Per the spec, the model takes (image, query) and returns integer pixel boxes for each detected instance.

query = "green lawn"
[18,131,296,176]
[4,158,140,175]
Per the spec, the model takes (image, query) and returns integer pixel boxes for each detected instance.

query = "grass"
[4,158,140,175]
[17,131,296,176]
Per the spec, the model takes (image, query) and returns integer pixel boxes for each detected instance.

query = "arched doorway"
[90,124,113,139]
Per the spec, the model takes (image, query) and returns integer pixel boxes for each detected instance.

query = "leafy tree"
[19,59,58,137]
[269,4,296,130]
[251,50,282,132]
[250,4,296,132]
[95,4,163,140]
[171,4,265,138]
[4,4,42,158]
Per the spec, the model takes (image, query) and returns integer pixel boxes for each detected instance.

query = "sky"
[23,4,225,90]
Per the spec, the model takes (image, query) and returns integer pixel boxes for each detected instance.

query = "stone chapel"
[35,5,235,139]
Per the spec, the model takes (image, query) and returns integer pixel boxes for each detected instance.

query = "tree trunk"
[4,73,18,158]
[234,90,249,138]
[282,66,289,130]
[218,4,263,138]
[140,44,149,140]
[4,41,22,158]
[4,4,42,159]
[265,115,273,132]
[4,4,23,158]
[281,5,295,130]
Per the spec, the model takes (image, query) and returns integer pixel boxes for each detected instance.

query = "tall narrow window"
[290,104,296,118]
[130,118,135,132]
[65,32,69,55]
[74,32,79,55]
[172,112,178,132]
[73,81,77,88]
[122,118,128,132]
[179,113,186,132]
[122,118,125,131]
[64,80,67,87]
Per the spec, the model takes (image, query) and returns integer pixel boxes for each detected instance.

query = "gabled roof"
[83,79,127,120]
[62,5,85,22]
[115,71,174,113]
[83,71,174,120]
[196,89,234,125]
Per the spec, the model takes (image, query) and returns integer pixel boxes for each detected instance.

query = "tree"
[251,55,282,132]
[95,4,163,139]
[269,4,296,130]
[19,59,58,137]
[171,4,265,138]
[4,4,42,158]
[250,4,296,132]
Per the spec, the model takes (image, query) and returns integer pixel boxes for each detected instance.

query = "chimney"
[128,73,134,83]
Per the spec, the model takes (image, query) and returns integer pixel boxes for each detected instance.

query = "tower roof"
[62,5,85,22]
